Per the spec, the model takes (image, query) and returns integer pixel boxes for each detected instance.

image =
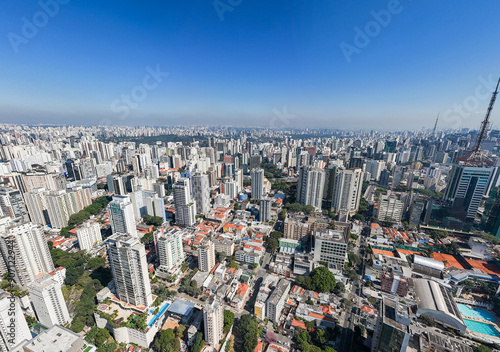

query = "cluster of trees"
[261,160,282,179]
[295,327,338,352]
[154,328,180,352]
[61,196,110,237]
[191,331,205,352]
[285,202,316,215]
[49,246,111,333]
[153,285,177,306]
[140,231,154,245]
[224,310,235,334]
[295,267,342,293]
[178,275,201,297]
[429,229,449,241]
[143,215,164,226]
[236,314,259,352]
[266,230,283,252]
[347,253,361,267]
[85,326,111,347]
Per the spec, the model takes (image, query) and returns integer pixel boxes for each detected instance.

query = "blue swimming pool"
[458,304,496,322]
[464,319,500,338]
[148,302,170,327]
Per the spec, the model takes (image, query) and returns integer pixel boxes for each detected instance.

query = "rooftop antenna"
[468,77,500,162]
[433,113,439,137]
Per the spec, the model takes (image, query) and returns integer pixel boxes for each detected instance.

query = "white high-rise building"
[203,296,224,347]
[296,166,325,210]
[0,222,55,286]
[173,178,196,227]
[364,160,385,181]
[251,168,264,200]
[377,195,404,223]
[28,273,70,328]
[156,228,185,276]
[107,233,153,307]
[198,240,215,272]
[146,195,166,222]
[76,220,102,251]
[234,169,243,192]
[191,173,210,215]
[24,187,49,226]
[46,190,73,229]
[332,168,364,215]
[108,195,137,237]
[0,289,32,351]
[223,180,238,200]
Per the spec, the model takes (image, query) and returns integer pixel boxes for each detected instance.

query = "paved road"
[338,225,369,352]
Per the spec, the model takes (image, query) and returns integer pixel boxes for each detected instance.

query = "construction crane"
[468,76,500,162]
[433,113,439,137]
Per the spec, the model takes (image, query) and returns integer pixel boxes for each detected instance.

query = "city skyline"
[0,1,499,129]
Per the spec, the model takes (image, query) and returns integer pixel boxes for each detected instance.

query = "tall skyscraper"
[322,165,337,209]
[222,180,238,200]
[24,187,49,226]
[0,187,29,223]
[146,195,166,222]
[332,168,364,215]
[296,166,325,210]
[107,233,153,307]
[198,240,215,272]
[28,273,70,328]
[203,296,224,347]
[156,228,185,276]
[444,163,496,221]
[191,173,210,215]
[251,168,264,200]
[0,222,55,286]
[173,178,196,227]
[45,190,73,229]
[364,160,385,181]
[259,198,272,222]
[0,289,32,351]
[108,195,137,237]
[76,220,102,251]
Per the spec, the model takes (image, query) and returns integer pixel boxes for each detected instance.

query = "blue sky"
[0,0,499,130]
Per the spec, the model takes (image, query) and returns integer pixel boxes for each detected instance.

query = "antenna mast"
[468,77,500,161]
[433,114,439,137]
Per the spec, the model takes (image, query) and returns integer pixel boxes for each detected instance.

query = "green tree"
[154,329,180,352]
[175,324,186,339]
[237,315,259,352]
[224,310,235,333]
[473,345,492,352]
[267,237,279,252]
[310,266,336,292]
[191,332,204,352]
[94,328,110,347]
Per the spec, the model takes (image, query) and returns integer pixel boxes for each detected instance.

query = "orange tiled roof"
[360,305,375,315]
[372,248,395,257]
[432,252,465,269]
[292,319,306,329]
[465,259,500,276]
